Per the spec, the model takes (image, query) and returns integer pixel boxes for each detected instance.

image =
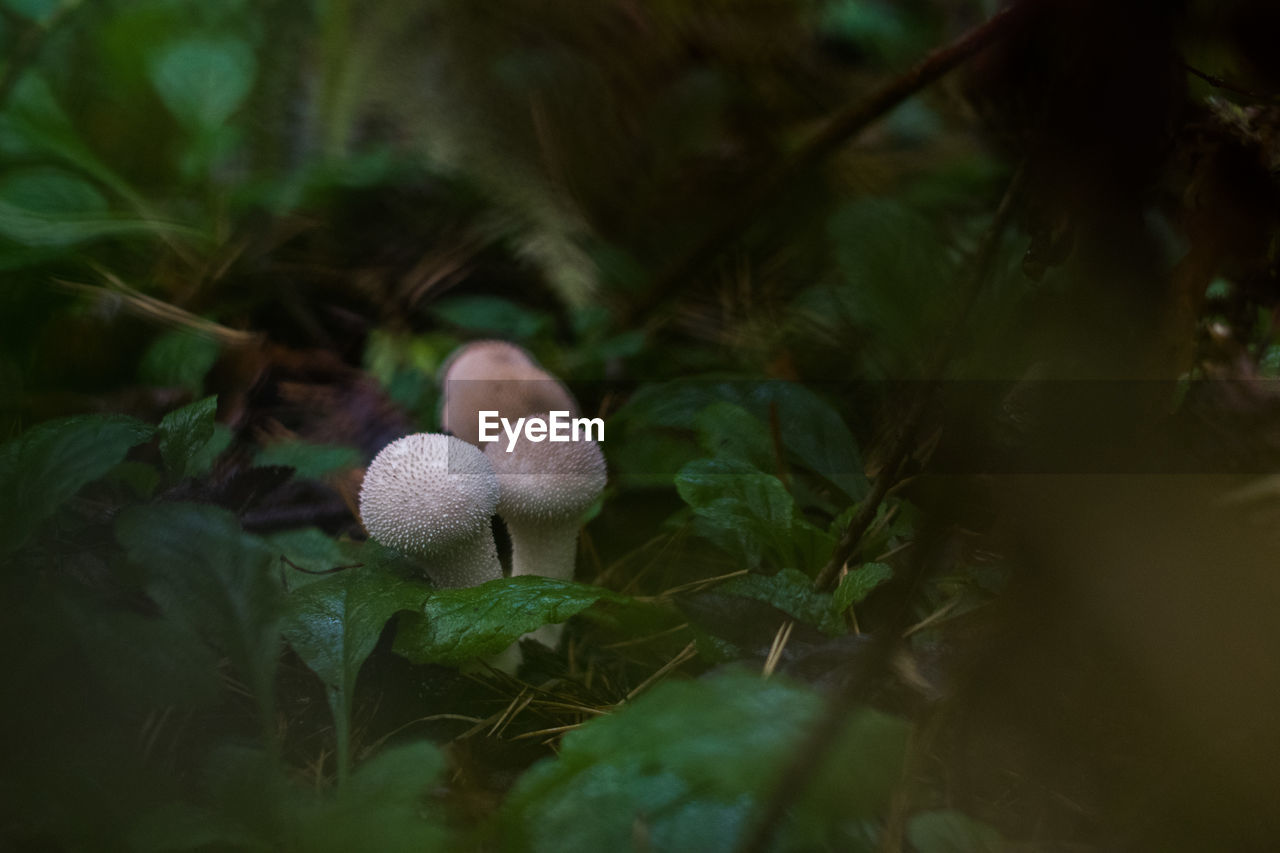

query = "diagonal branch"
[735,161,1025,853]
[627,2,1029,326]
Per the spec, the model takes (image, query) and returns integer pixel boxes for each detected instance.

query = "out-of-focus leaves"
[116,503,282,728]
[255,440,361,479]
[138,330,221,395]
[3,0,62,21]
[907,809,1007,853]
[149,37,257,131]
[69,601,222,710]
[833,561,894,611]
[282,561,432,778]
[431,295,551,340]
[675,457,794,567]
[695,401,773,469]
[0,167,161,247]
[300,741,453,851]
[131,741,453,853]
[157,395,218,480]
[393,576,633,666]
[618,380,868,501]
[0,413,155,552]
[500,669,910,852]
[719,568,844,636]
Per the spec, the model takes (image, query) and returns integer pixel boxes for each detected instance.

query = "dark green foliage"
[282,556,433,780]
[157,394,219,479]
[500,669,910,852]
[116,502,283,737]
[0,413,154,551]
[130,741,454,852]
[393,576,636,666]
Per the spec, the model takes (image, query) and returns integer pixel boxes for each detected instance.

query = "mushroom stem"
[505,519,582,647]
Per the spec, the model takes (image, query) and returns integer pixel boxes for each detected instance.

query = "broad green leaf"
[431,295,551,340]
[393,576,631,666]
[735,382,868,502]
[116,503,282,735]
[501,669,909,852]
[0,414,154,552]
[719,568,844,636]
[157,395,218,480]
[282,562,432,780]
[138,330,221,394]
[833,562,894,612]
[255,440,361,479]
[675,457,794,567]
[695,401,773,469]
[907,809,1007,853]
[149,37,257,131]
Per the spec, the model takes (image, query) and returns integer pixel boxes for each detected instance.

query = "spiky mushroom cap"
[440,340,578,446]
[359,433,501,587]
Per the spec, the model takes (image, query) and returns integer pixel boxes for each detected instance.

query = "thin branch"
[737,165,1025,853]
[627,2,1029,326]
[1181,60,1278,103]
[812,161,1025,593]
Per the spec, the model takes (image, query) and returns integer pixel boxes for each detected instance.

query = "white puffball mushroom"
[440,340,578,446]
[359,433,502,588]
[485,426,606,647]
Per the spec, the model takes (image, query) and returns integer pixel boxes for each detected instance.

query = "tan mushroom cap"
[359,433,501,586]
[485,433,606,526]
[440,340,579,446]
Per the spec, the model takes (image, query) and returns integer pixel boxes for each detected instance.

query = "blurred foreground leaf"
[131,741,453,852]
[116,503,282,736]
[501,669,910,852]
[0,413,154,552]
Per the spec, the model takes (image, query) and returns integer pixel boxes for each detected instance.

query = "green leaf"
[282,561,432,780]
[833,562,894,612]
[300,741,453,852]
[617,380,868,501]
[720,568,844,635]
[393,576,631,666]
[675,457,794,567]
[431,295,551,340]
[255,440,361,479]
[501,669,909,852]
[116,503,282,735]
[734,382,868,503]
[695,401,773,469]
[157,395,218,480]
[906,809,1007,853]
[0,167,154,248]
[149,37,257,131]
[138,329,221,394]
[0,413,154,552]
